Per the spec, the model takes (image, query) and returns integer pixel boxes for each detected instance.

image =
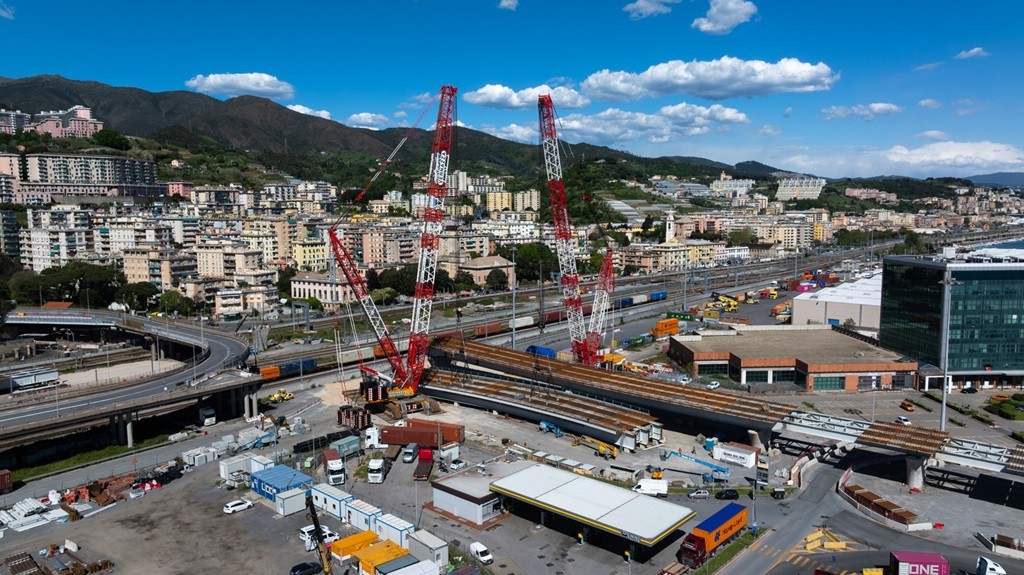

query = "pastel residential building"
[122,245,198,291]
[0,109,31,135]
[293,237,327,271]
[167,181,193,199]
[775,178,826,201]
[195,241,263,278]
[25,105,103,138]
[290,272,356,310]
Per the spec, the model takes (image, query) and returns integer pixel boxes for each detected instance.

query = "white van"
[632,479,668,498]
[469,542,493,565]
[402,443,418,463]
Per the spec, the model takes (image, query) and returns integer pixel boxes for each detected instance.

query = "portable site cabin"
[250,465,312,502]
[311,483,353,521]
[408,529,448,567]
[219,454,251,480]
[345,499,383,531]
[276,487,307,516]
[374,513,415,548]
[249,454,275,473]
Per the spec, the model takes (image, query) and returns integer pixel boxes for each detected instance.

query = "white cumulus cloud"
[498,0,518,9]
[287,104,331,119]
[582,56,838,101]
[821,102,902,121]
[483,101,748,146]
[346,112,389,129]
[464,84,590,109]
[623,0,680,20]
[760,125,781,136]
[955,47,989,60]
[692,0,757,35]
[917,130,948,141]
[0,1,14,19]
[783,107,793,118]
[886,141,1024,171]
[393,110,408,119]
[917,98,941,109]
[914,62,942,71]
[185,72,294,99]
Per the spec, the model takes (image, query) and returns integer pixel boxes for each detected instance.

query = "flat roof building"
[668,325,917,392]
[792,275,882,332]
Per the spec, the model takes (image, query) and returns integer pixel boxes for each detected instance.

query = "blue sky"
[2,0,1022,178]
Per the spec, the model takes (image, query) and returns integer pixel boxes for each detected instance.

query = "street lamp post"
[938,271,962,432]
[510,247,518,350]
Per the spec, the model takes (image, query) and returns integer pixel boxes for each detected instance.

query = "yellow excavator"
[572,434,619,460]
[267,388,294,403]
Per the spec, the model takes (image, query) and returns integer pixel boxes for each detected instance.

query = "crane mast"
[587,248,615,355]
[407,85,457,392]
[326,85,455,400]
[538,94,589,364]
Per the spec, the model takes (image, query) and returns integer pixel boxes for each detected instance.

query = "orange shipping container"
[330,530,379,560]
[352,540,409,575]
[260,366,281,380]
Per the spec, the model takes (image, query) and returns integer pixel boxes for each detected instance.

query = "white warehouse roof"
[489,464,695,546]
[793,275,881,307]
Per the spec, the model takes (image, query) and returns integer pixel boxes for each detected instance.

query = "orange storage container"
[260,366,281,380]
[330,530,379,560]
[352,540,409,575]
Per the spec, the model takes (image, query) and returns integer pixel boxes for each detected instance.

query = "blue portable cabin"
[250,465,312,502]
[525,345,557,358]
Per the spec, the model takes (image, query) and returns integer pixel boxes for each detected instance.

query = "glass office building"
[880,255,1024,388]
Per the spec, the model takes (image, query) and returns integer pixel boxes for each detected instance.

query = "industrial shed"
[792,275,881,332]
[250,465,312,502]
[489,464,695,547]
[431,458,534,526]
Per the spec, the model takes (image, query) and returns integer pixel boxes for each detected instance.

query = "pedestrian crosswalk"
[747,537,865,574]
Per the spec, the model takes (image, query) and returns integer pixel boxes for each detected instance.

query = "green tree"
[92,129,131,151]
[486,269,508,291]
[453,271,476,291]
[115,282,159,312]
[365,269,381,291]
[371,287,398,306]
[306,296,324,311]
[276,266,297,298]
[623,264,640,276]
[727,228,759,246]
[158,291,196,316]
[378,265,418,296]
[495,243,557,283]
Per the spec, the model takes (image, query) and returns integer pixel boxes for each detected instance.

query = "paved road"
[0,311,249,428]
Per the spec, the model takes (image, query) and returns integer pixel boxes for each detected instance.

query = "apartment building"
[20,228,93,271]
[0,153,18,177]
[514,189,541,212]
[167,181,193,199]
[195,241,263,277]
[192,185,246,216]
[293,237,327,271]
[0,109,31,134]
[290,272,356,310]
[0,174,16,204]
[122,245,197,290]
[710,172,755,196]
[0,210,19,260]
[14,153,162,202]
[95,222,173,256]
[25,106,103,138]
[775,178,826,201]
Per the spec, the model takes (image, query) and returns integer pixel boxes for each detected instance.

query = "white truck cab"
[977,556,1007,575]
[469,542,493,565]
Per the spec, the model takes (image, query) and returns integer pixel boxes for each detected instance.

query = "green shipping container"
[667,311,695,321]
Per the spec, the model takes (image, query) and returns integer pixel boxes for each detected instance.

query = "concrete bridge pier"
[125,415,134,448]
[906,454,926,490]
[749,429,772,451]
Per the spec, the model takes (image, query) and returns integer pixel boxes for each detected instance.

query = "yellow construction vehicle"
[304,495,334,575]
[267,388,294,403]
[572,434,619,460]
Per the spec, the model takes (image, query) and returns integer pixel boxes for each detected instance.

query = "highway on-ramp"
[0,311,250,430]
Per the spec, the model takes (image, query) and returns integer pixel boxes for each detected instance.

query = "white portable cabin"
[344,499,383,531]
[374,513,415,548]
[219,454,251,480]
[387,560,440,575]
[275,487,307,516]
[249,454,275,473]
[407,529,448,568]
[311,483,353,521]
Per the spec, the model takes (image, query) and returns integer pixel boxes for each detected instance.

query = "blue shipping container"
[616,297,634,309]
[279,358,317,378]
[525,345,557,358]
[650,291,668,302]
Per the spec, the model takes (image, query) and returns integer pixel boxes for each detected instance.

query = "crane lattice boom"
[407,85,458,392]
[586,248,615,355]
[538,94,589,364]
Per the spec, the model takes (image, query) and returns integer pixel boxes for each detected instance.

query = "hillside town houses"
[2,106,1023,319]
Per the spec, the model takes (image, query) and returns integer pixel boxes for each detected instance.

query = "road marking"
[785,552,796,562]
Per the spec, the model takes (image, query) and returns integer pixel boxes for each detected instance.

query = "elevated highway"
[0,310,253,451]
[428,337,1024,482]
